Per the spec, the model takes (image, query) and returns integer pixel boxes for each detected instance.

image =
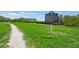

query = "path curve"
[9,24,26,48]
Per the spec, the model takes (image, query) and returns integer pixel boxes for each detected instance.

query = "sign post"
[48,23,53,38]
[50,24,52,33]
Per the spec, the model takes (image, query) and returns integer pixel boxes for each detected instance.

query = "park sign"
[45,11,59,37]
[45,11,59,24]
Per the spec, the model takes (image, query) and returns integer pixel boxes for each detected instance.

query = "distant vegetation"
[0,14,79,26]
[0,16,37,23]
[59,14,79,26]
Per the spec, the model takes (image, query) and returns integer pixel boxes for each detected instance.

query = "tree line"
[0,16,37,23]
[59,14,79,26]
[0,15,79,26]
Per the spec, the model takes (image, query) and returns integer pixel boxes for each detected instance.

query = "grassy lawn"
[0,22,10,47]
[14,22,79,48]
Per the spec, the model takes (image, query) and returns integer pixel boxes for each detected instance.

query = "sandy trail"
[9,24,26,48]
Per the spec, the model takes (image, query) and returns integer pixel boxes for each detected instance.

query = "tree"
[63,15,70,25]
[11,17,37,22]
[63,15,79,26]
[75,14,79,26]
[59,15,64,24]
[0,16,6,22]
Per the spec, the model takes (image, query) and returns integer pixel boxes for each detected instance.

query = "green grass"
[0,22,10,47]
[14,22,79,48]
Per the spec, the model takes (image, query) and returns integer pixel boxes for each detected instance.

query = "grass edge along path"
[0,22,11,48]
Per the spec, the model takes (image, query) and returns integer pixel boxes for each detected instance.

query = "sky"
[0,11,79,21]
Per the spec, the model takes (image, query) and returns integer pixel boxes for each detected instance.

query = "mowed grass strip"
[0,22,10,47]
[15,22,79,48]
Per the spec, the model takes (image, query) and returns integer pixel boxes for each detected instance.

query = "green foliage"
[59,15,79,26]
[0,16,37,22]
[0,16,6,22]
[58,15,64,24]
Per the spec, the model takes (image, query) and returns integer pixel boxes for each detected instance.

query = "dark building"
[45,11,59,24]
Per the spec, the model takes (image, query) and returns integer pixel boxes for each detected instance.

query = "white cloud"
[0,11,40,18]
[0,11,27,18]
[25,12,38,15]
[0,11,45,21]
[9,13,20,16]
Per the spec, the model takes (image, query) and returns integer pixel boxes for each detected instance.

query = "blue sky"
[0,11,79,21]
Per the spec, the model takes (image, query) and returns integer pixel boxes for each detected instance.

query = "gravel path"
[9,24,26,48]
